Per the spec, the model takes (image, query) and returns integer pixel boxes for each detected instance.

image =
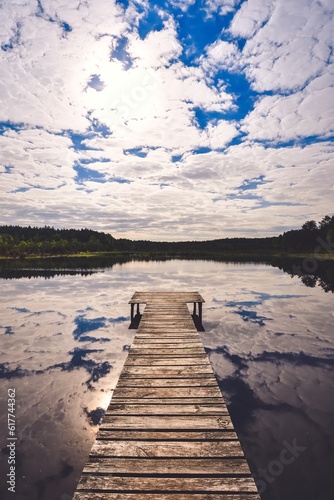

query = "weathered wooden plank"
[105,404,228,415]
[124,355,211,367]
[134,335,199,338]
[139,315,195,319]
[116,378,218,387]
[142,309,190,313]
[135,330,198,334]
[129,292,205,303]
[137,328,196,331]
[140,312,192,317]
[74,494,260,500]
[100,415,233,430]
[76,476,257,493]
[112,387,222,399]
[133,336,201,340]
[120,366,214,377]
[138,323,194,326]
[132,340,202,346]
[82,457,248,474]
[108,398,226,405]
[124,356,210,366]
[135,329,198,332]
[130,348,206,355]
[89,440,242,458]
[96,430,238,440]
[140,314,193,319]
[138,322,197,326]
[135,328,198,332]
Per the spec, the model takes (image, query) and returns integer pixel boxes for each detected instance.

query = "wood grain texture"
[96,430,238,440]
[74,494,261,500]
[129,348,207,355]
[105,403,229,415]
[112,387,223,398]
[120,366,215,377]
[109,398,226,404]
[89,440,243,458]
[116,377,218,387]
[81,457,249,474]
[100,415,234,430]
[76,476,257,492]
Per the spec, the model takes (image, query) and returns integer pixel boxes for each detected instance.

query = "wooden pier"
[73,292,260,499]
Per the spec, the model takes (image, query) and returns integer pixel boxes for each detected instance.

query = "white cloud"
[127,17,182,69]
[197,0,334,143]
[170,0,197,12]
[232,0,334,92]
[204,0,240,17]
[2,130,332,239]
[242,68,334,142]
[0,0,333,240]
[229,0,274,38]
[0,0,128,132]
[200,39,241,73]
[205,120,239,149]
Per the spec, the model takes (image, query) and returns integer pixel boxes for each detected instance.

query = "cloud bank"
[0,0,333,239]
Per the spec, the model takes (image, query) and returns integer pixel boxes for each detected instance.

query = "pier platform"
[73,292,260,499]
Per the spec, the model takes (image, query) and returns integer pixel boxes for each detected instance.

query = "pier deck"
[73,292,260,499]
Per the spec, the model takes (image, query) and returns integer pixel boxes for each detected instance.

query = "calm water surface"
[0,259,333,500]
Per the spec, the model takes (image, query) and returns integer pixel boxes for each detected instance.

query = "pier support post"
[198,302,202,323]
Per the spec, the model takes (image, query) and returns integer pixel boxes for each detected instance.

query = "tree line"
[0,215,333,258]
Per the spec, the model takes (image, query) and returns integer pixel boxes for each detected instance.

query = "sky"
[0,0,333,241]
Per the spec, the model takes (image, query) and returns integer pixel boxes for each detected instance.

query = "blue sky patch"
[193,147,211,155]
[171,154,183,162]
[238,175,267,191]
[115,0,129,9]
[12,187,30,193]
[87,74,105,92]
[108,316,129,323]
[138,6,165,39]
[3,166,14,174]
[0,121,25,135]
[73,315,107,341]
[111,36,133,69]
[10,307,30,313]
[193,107,230,129]
[251,200,307,210]
[109,177,131,184]
[60,21,72,33]
[234,309,272,326]
[74,165,106,184]
[213,70,258,121]
[124,148,148,158]
[173,1,234,65]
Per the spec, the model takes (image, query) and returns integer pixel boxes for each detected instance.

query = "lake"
[0,258,334,499]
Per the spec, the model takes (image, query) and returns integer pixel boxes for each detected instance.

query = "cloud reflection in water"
[0,259,333,500]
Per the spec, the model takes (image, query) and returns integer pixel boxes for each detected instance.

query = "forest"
[0,215,333,259]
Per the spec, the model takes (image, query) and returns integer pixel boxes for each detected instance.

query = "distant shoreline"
[1,251,334,261]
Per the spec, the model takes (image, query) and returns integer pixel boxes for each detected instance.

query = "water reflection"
[1,255,334,292]
[0,259,333,500]
[270,257,334,293]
